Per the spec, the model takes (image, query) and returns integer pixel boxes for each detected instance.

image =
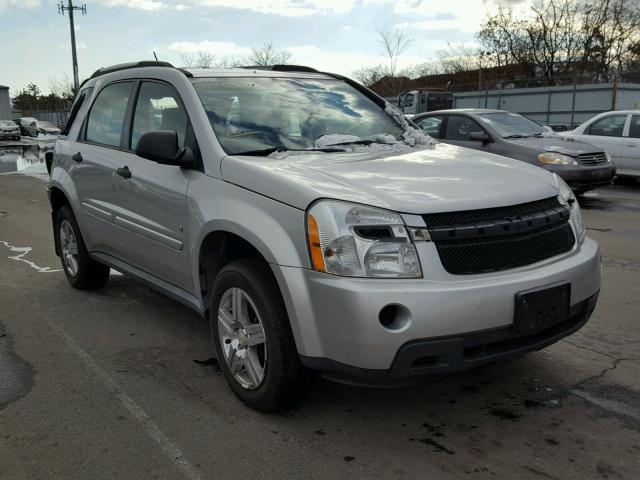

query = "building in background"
[0,86,10,119]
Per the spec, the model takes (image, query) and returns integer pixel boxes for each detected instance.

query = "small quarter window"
[415,116,443,138]
[62,87,93,136]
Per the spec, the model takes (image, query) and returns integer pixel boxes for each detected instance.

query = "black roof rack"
[239,64,318,73]
[88,61,194,80]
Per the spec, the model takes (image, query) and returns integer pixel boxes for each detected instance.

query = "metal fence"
[15,109,69,126]
[453,82,640,125]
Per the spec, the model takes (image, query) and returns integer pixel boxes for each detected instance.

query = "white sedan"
[560,110,640,178]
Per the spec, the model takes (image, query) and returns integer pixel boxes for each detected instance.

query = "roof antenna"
[153,51,159,61]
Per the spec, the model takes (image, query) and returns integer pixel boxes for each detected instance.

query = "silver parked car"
[48,62,601,411]
[413,109,616,194]
[0,120,20,140]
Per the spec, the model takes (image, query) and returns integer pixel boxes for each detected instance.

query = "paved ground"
[1,170,639,480]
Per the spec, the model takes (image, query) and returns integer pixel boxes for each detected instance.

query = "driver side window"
[131,82,188,151]
[445,115,484,141]
[587,115,627,137]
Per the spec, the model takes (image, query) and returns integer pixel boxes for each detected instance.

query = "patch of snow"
[385,102,410,129]
[371,134,398,144]
[541,129,559,137]
[402,126,436,147]
[0,241,62,273]
[315,134,361,149]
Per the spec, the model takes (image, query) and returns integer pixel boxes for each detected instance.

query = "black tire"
[210,258,309,412]
[55,206,110,289]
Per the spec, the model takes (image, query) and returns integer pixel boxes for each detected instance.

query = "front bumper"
[273,236,601,378]
[303,292,598,386]
[546,163,616,190]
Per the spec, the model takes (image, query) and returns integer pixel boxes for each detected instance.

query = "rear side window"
[445,115,484,141]
[629,115,640,138]
[414,115,443,138]
[587,115,627,137]
[130,82,188,150]
[85,81,134,147]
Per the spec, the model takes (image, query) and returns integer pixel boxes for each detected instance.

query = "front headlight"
[554,174,585,243]
[306,200,422,278]
[538,152,577,165]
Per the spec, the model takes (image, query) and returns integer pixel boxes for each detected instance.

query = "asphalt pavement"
[1,169,639,480]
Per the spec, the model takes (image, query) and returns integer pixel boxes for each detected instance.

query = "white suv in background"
[561,110,640,178]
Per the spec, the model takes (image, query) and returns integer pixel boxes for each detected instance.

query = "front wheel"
[210,259,309,412]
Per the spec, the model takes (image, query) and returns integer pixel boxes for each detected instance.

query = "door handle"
[625,143,636,147]
[116,166,131,179]
[72,152,83,162]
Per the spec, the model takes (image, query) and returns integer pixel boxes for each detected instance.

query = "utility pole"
[58,1,87,92]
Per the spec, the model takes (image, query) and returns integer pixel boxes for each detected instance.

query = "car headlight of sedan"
[306,200,422,278]
[538,152,577,165]
[554,174,585,243]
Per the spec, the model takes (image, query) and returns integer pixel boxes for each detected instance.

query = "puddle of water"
[0,141,53,175]
[0,325,35,410]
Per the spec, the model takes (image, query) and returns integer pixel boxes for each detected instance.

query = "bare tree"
[247,42,293,66]
[180,53,196,68]
[436,43,485,74]
[353,64,387,86]
[478,0,640,84]
[377,24,414,80]
[48,73,75,99]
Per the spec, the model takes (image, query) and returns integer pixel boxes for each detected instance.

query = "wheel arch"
[197,226,281,317]
[49,186,72,257]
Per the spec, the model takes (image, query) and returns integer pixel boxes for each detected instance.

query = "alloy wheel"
[217,287,267,389]
[59,219,79,277]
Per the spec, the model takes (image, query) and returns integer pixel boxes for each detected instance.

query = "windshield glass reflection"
[191,77,404,155]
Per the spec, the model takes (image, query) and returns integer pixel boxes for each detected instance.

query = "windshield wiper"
[503,134,529,139]
[232,146,346,156]
[322,139,395,147]
[504,133,547,139]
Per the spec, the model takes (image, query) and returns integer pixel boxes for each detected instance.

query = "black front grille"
[577,152,607,165]
[435,223,575,274]
[423,197,576,275]
[423,196,561,227]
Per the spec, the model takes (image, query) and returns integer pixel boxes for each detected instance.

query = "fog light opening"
[379,304,411,331]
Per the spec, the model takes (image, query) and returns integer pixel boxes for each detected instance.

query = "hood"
[221,143,559,214]
[506,136,603,156]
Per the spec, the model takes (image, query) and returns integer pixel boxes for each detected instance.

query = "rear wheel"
[56,206,110,289]
[210,259,309,412]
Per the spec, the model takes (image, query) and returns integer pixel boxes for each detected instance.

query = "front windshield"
[477,112,546,138]
[191,77,404,154]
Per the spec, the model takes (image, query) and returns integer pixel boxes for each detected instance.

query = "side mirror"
[470,131,490,143]
[135,130,195,169]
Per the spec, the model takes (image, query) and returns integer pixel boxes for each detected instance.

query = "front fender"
[187,173,310,301]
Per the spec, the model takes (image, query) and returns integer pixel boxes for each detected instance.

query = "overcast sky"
[0,0,524,95]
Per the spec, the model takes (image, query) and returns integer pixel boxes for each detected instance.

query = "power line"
[58,1,87,91]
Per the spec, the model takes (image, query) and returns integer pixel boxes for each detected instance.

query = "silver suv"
[48,61,601,411]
